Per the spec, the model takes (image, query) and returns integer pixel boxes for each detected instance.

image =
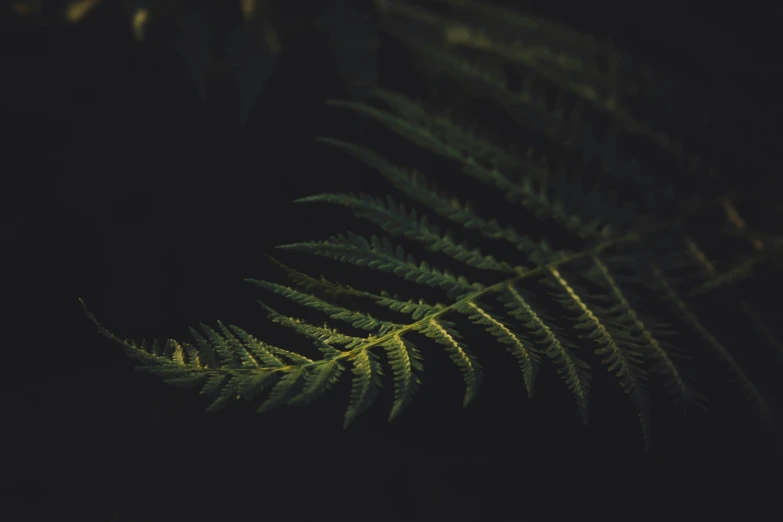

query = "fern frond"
[264,254,368,299]
[344,347,384,428]
[415,318,483,407]
[587,256,705,410]
[543,264,652,448]
[456,301,539,398]
[296,191,516,273]
[248,279,395,333]
[647,264,776,431]
[84,0,781,451]
[327,95,643,239]
[277,231,482,298]
[497,281,591,424]
[316,136,554,264]
[381,334,424,421]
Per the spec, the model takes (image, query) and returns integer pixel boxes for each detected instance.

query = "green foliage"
[81,0,782,451]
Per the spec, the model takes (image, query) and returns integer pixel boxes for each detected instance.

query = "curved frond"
[83,0,781,451]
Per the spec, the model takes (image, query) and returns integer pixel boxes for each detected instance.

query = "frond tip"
[78,298,346,419]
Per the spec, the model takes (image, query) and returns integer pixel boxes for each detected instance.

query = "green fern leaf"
[381,334,423,421]
[456,301,539,398]
[344,348,384,428]
[81,0,782,452]
[497,281,592,424]
[414,318,483,407]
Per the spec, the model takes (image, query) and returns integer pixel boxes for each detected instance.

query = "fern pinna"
[81,0,782,451]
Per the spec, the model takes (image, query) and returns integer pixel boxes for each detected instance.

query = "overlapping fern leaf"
[82,0,782,450]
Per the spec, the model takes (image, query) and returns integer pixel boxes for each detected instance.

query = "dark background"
[2,1,782,520]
